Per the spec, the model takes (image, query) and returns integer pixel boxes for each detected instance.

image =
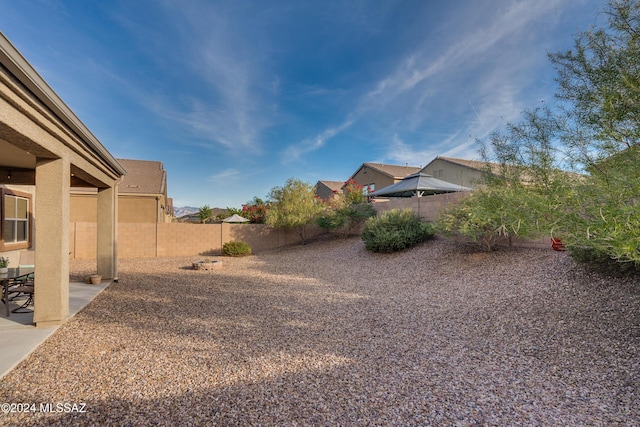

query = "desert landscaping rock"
[0,238,638,426]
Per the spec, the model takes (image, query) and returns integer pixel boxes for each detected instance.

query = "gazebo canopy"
[368,173,472,198]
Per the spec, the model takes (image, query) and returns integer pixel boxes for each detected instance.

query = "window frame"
[1,188,32,251]
[363,183,375,195]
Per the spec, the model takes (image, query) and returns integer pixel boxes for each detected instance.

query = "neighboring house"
[420,156,496,189]
[348,162,422,195]
[314,180,344,201]
[70,159,173,223]
[423,155,584,188]
[0,33,125,326]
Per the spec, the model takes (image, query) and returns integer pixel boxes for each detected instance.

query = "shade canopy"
[368,173,472,198]
[222,214,249,223]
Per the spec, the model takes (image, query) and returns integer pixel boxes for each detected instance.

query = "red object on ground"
[551,238,566,251]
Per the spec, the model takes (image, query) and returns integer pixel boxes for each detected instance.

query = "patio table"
[1,268,34,317]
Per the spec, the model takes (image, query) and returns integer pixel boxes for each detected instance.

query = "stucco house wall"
[421,157,487,189]
[0,33,125,326]
[349,163,421,195]
[314,180,343,201]
[70,158,172,224]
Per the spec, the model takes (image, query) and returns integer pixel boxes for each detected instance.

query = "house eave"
[0,32,126,177]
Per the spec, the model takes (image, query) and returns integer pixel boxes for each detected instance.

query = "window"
[1,188,32,250]
[363,183,375,195]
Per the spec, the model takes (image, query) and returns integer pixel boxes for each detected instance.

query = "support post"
[97,185,118,279]
[33,158,70,327]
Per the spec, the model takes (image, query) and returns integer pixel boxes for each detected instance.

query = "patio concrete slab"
[0,280,110,379]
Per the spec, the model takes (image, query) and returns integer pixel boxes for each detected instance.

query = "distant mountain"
[173,206,200,218]
[173,206,229,220]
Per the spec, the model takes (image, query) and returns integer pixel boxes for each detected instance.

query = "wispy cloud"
[282,119,354,163]
[290,0,570,164]
[111,1,276,154]
[386,134,437,166]
[360,0,565,112]
[206,168,242,184]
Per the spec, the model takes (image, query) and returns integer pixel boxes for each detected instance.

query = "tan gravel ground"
[0,237,638,426]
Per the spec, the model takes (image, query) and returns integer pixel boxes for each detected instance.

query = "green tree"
[316,179,375,237]
[266,178,325,244]
[451,0,640,269]
[197,205,213,224]
[225,207,243,216]
[548,0,640,270]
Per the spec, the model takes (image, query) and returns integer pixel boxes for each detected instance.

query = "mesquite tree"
[440,0,640,270]
[266,178,325,244]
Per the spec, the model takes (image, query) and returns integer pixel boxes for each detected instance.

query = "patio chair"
[10,282,33,313]
[8,251,35,313]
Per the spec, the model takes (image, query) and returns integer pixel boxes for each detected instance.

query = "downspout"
[155,196,159,258]
[113,175,123,283]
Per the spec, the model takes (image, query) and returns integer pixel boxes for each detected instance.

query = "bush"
[361,209,434,253]
[317,202,376,237]
[222,241,252,257]
[568,246,640,277]
[435,185,549,252]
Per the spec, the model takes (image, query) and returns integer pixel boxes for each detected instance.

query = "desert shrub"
[569,246,640,277]
[361,209,434,253]
[316,199,376,237]
[317,179,376,237]
[222,241,252,257]
[242,197,269,223]
[435,185,548,252]
[469,0,640,269]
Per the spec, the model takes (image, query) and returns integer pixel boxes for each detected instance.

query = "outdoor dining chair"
[8,250,35,313]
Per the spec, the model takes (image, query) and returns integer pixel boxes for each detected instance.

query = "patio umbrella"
[222,214,250,223]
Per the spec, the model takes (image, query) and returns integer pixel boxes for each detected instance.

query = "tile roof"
[117,159,166,195]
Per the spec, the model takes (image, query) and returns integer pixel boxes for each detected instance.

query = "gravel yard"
[0,237,638,426]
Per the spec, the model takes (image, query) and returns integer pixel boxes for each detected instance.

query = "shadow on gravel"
[1,239,639,426]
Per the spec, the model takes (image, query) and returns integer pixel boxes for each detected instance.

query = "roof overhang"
[0,32,126,178]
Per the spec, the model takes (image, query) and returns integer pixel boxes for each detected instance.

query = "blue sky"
[0,0,604,208]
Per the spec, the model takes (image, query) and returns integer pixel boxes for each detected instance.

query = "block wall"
[70,222,325,259]
[372,194,550,249]
[372,192,470,221]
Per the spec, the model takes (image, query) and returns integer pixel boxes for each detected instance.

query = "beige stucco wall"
[351,169,395,194]
[421,159,484,188]
[0,33,123,326]
[315,184,338,201]
[118,196,160,223]
[70,194,97,222]
[70,193,170,223]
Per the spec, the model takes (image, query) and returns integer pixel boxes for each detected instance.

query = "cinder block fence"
[372,193,551,250]
[70,222,325,259]
[70,193,553,260]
